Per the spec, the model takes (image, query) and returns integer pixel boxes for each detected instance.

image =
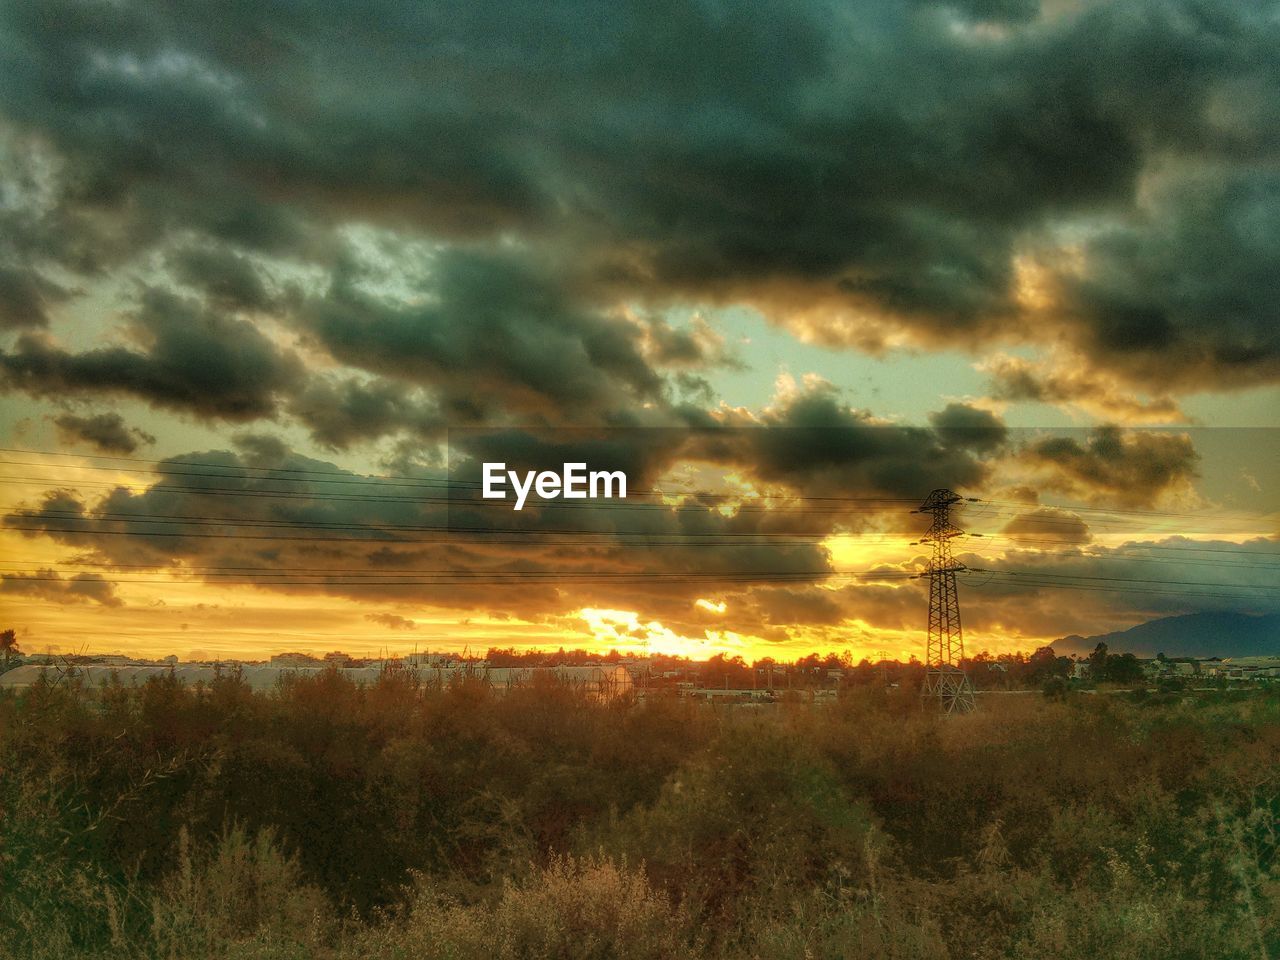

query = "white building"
[0,661,634,699]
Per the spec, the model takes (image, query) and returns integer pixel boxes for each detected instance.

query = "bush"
[150,825,330,959]
[353,855,691,960]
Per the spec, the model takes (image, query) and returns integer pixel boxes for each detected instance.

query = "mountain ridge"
[1053,612,1279,658]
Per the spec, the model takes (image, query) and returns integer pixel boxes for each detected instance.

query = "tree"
[1028,645,1066,684]
[1042,676,1069,701]
[1105,652,1144,685]
[702,653,750,688]
[1088,642,1109,682]
[0,628,18,672]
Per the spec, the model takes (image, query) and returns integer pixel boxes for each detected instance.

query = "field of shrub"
[2,670,1276,959]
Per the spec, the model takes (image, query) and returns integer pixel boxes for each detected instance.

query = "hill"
[1055,612,1279,658]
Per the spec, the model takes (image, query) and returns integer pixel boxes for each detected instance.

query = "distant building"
[270,652,321,666]
[0,661,634,699]
[1145,659,1199,679]
[86,654,135,666]
[1215,657,1280,681]
[404,652,464,668]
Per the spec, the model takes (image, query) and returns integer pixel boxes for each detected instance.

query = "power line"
[0,473,922,514]
[0,489,916,520]
[0,451,920,505]
[4,515,1275,564]
[0,476,1262,537]
[966,533,1279,555]
[2,511,848,538]
[975,497,1274,523]
[4,450,1272,519]
[962,568,1276,591]
[960,575,1274,605]
[962,534,1280,564]
[0,569,918,586]
[0,560,916,578]
[0,523,874,546]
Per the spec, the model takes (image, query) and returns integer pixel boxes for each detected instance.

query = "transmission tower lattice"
[915,489,976,715]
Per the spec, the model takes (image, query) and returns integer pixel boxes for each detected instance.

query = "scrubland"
[1,670,1276,959]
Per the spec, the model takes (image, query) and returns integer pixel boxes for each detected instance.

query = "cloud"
[302,249,672,423]
[168,245,276,312]
[1000,507,1092,545]
[749,585,848,628]
[1,433,1273,645]
[0,436,839,629]
[983,353,1188,423]
[0,265,60,329]
[1043,170,1280,392]
[706,381,998,501]
[638,313,740,370]
[1019,426,1200,507]
[0,0,1275,649]
[928,402,1007,453]
[53,411,156,454]
[365,612,418,630]
[0,568,122,606]
[0,0,1274,399]
[0,288,305,420]
[952,536,1280,639]
[287,375,443,450]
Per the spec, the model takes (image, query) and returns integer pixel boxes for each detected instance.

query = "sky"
[0,0,1276,662]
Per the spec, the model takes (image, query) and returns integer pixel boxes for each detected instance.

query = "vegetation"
[1,667,1276,959]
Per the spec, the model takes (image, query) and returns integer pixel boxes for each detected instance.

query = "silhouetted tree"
[1105,652,1144,685]
[1088,642,1109,681]
[0,628,18,672]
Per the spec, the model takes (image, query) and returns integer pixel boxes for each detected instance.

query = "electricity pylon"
[915,489,975,715]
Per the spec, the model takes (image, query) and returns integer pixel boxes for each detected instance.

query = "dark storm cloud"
[749,585,848,628]
[288,376,444,450]
[1,440,834,622]
[709,384,996,501]
[1,0,1275,398]
[1050,170,1280,390]
[303,249,672,422]
[1000,507,1091,545]
[2,444,456,569]
[0,266,60,329]
[0,568,121,606]
[53,411,155,455]
[1020,426,1200,507]
[0,288,305,420]
[928,402,1007,453]
[168,245,276,312]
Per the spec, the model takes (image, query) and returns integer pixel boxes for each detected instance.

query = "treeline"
[1,669,1276,959]
[484,644,1123,691]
